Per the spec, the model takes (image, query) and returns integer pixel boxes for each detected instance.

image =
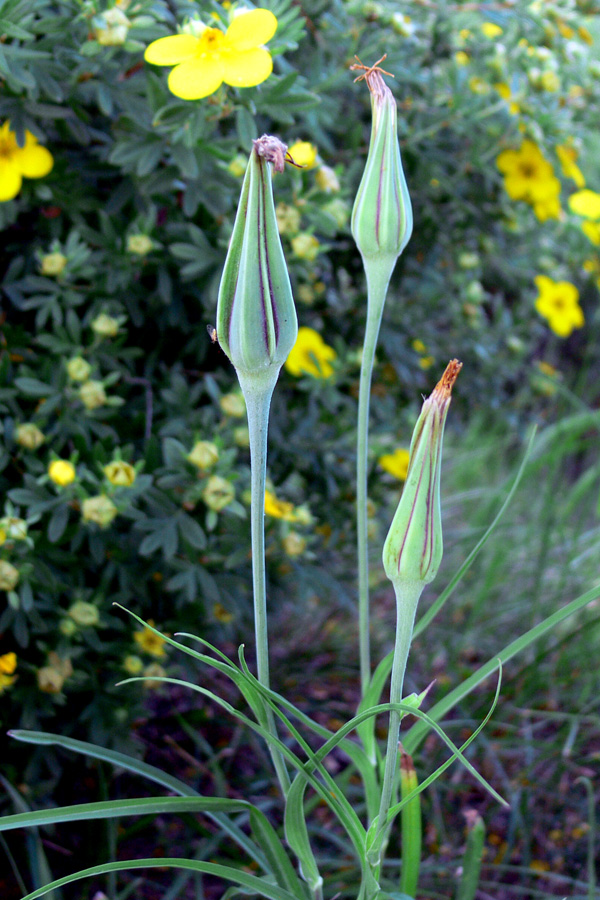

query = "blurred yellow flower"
[379,448,410,481]
[454,51,469,66]
[282,532,306,557]
[0,656,15,690]
[494,82,520,115]
[264,489,297,521]
[123,655,144,675]
[213,602,234,623]
[92,313,121,337]
[134,621,167,658]
[79,380,107,410]
[219,392,246,417]
[534,275,584,337]
[144,9,277,100]
[285,327,336,378]
[315,165,340,193]
[40,252,67,276]
[104,460,136,486]
[468,77,490,95]
[187,441,219,470]
[556,145,585,188]
[0,121,53,202]
[288,141,318,169]
[0,560,19,591]
[202,475,235,511]
[48,459,76,487]
[569,189,600,219]
[481,22,503,38]
[291,233,320,261]
[581,221,600,245]
[127,234,153,256]
[67,356,92,382]
[540,71,560,92]
[497,140,561,220]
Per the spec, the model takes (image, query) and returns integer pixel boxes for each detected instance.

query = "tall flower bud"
[217,134,298,395]
[383,360,462,590]
[351,64,413,276]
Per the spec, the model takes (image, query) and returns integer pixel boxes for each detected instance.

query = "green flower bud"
[15,423,45,450]
[0,560,19,592]
[383,360,461,589]
[217,135,298,391]
[351,65,413,272]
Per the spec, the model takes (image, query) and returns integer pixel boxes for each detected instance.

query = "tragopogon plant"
[4,58,597,900]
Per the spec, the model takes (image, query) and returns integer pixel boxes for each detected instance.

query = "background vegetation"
[1,0,599,897]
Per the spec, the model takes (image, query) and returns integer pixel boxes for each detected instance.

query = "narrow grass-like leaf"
[284,774,323,894]
[399,752,421,898]
[0,776,56,900]
[16,858,301,900]
[455,813,485,900]
[0,796,254,832]
[6,731,267,871]
[248,807,310,900]
[404,582,600,754]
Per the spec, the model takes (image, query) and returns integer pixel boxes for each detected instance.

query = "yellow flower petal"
[168,56,225,99]
[225,9,277,51]
[17,143,53,179]
[222,47,273,87]
[0,160,23,201]
[144,34,201,66]
[568,189,600,220]
[582,221,600,245]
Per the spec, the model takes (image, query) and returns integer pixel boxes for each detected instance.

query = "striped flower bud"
[217,135,298,392]
[383,360,461,590]
[351,64,413,271]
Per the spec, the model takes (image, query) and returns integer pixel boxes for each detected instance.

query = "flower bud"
[40,252,67,276]
[187,441,219,470]
[15,423,45,450]
[79,380,107,410]
[0,517,27,541]
[68,600,100,627]
[127,234,153,256]
[82,495,118,528]
[92,313,121,338]
[67,356,92,382]
[383,360,461,589]
[94,7,130,46]
[104,460,136,486]
[216,135,298,389]
[0,560,19,592]
[351,66,413,271]
[202,475,235,512]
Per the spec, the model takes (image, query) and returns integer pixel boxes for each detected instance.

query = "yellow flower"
[288,141,318,169]
[533,192,561,222]
[556,145,585,188]
[285,326,336,378]
[0,652,17,694]
[0,652,17,674]
[82,495,118,527]
[227,154,247,177]
[37,666,65,694]
[569,189,600,219]
[454,51,469,66]
[412,339,427,354]
[104,460,136,486]
[126,234,153,256]
[468,77,490,95]
[15,423,45,450]
[143,662,167,687]
[282,532,306,557]
[481,22,503,38]
[134,621,167,658]
[264,489,297,521]
[581,221,600,245]
[291,233,320,261]
[144,8,278,101]
[40,252,67,276]
[123,655,144,675]
[378,447,410,481]
[48,459,76,487]
[534,275,584,337]
[418,355,435,370]
[219,392,246,417]
[494,82,520,115]
[540,71,560,92]
[275,202,301,236]
[0,121,53,202]
[496,141,559,208]
[213,602,234,623]
[94,7,130,45]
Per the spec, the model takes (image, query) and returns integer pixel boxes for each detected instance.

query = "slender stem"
[372,578,422,855]
[357,258,396,698]
[238,369,291,796]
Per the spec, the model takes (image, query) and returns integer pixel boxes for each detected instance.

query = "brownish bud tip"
[431,359,462,404]
[253,134,289,173]
[400,749,415,773]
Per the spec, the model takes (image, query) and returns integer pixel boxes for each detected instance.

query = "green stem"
[372,578,422,858]
[357,258,396,698]
[237,369,291,797]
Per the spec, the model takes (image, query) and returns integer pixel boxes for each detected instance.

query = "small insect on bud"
[216,135,298,395]
[351,55,413,274]
[383,360,462,591]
